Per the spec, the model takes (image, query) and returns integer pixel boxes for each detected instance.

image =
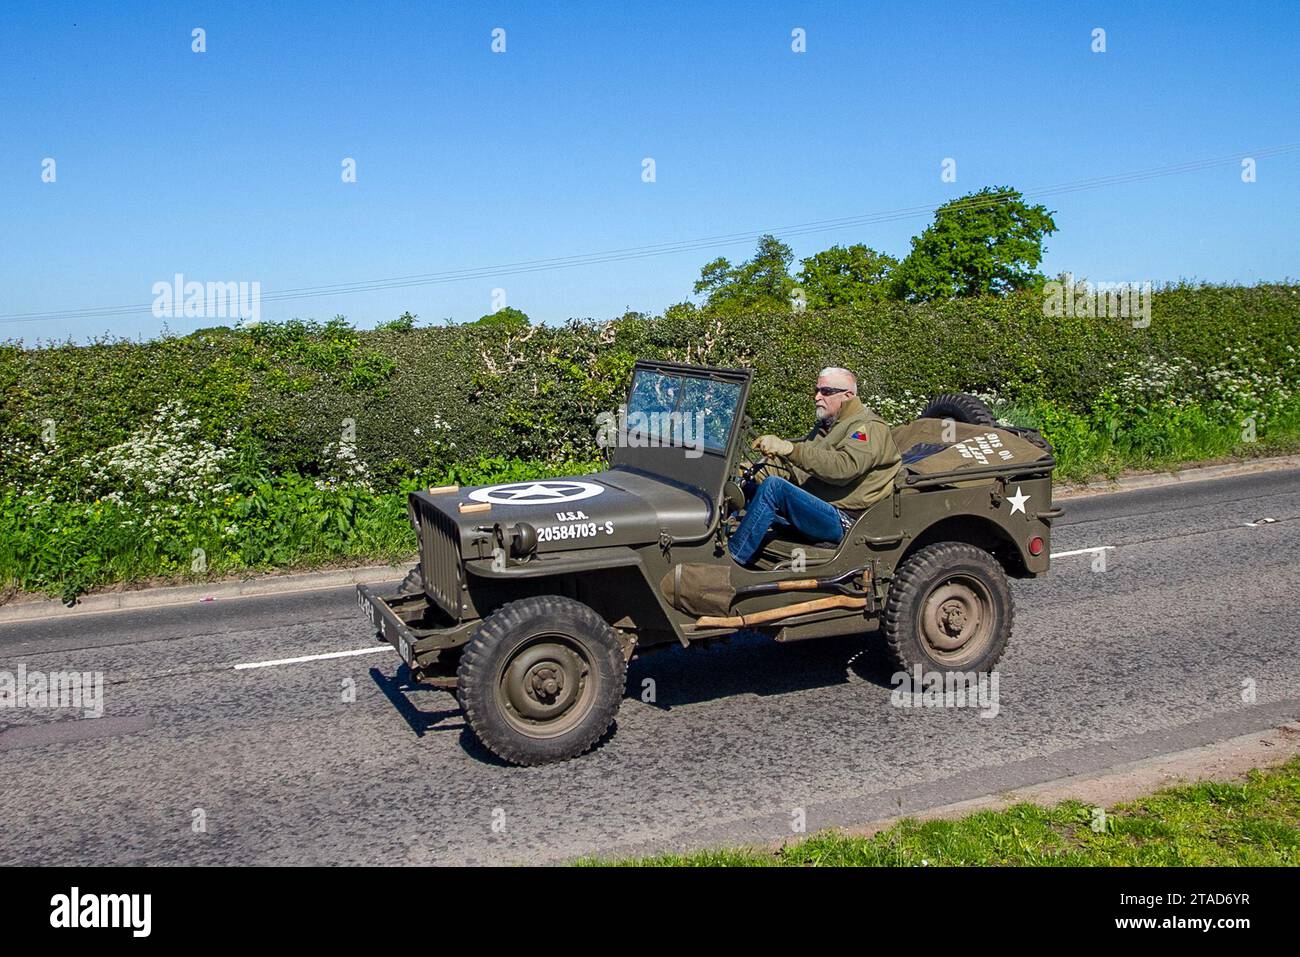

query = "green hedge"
[2,284,1297,599]
[6,285,1298,493]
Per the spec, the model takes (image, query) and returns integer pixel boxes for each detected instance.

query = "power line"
[2,143,1295,325]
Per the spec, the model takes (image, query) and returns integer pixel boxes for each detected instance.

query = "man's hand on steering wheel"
[733,431,794,489]
[752,434,794,458]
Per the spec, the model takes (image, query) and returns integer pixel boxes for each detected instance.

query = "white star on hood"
[500,483,574,501]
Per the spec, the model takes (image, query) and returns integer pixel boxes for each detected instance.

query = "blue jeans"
[727,477,845,566]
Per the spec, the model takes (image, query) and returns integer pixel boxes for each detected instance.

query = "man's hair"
[819,366,858,393]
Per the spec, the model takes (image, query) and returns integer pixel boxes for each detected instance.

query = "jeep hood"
[408,467,716,556]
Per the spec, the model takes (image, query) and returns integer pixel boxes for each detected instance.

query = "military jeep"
[358,359,1059,765]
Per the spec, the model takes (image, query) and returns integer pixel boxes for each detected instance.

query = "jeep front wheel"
[456,596,627,765]
[882,542,1013,674]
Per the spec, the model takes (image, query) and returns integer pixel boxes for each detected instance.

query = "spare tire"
[1007,425,1054,455]
[919,392,998,427]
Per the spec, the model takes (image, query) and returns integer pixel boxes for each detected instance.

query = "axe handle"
[697,594,867,629]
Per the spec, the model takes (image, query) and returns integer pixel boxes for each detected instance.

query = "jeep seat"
[747,480,917,571]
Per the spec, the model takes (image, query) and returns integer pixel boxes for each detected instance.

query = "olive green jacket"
[779,397,903,512]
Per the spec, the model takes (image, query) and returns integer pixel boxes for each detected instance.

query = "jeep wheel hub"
[499,638,590,729]
[921,578,993,654]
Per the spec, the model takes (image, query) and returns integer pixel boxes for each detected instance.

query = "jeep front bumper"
[356,584,475,675]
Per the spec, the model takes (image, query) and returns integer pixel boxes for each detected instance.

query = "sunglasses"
[813,386,849,397]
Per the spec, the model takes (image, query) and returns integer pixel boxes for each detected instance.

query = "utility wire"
[2,143,1295,325]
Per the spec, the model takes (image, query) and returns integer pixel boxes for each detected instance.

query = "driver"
[728,367,902,566]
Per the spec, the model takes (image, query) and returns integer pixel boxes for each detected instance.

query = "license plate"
[358,590,377,627]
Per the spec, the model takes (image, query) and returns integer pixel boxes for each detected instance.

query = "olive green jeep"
[358,359,1058,764]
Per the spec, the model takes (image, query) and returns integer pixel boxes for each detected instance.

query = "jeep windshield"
[626,368,741,453]
[608,360,751,504]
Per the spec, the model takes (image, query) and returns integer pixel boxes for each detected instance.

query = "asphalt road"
[1,469,1298,865]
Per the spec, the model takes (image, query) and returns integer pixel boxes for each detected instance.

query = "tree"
[693,234,795,311]
[471,306,531,330]
[375,311,418,332]
[891,187,1057,302]
[796,244,899,309]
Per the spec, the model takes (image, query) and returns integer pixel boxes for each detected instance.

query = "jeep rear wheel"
[883,542,1013,674]
[457,596,627,765]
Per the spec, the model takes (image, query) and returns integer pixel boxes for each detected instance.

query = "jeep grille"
[411,494,463,617]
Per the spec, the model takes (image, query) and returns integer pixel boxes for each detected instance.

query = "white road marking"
[241,548,1128,670]
[1050,545,1116,559]
[233,646,392,671]
[1243,517,1278,527]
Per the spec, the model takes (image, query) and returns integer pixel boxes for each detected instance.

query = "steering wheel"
[734,422,775,485]
[723,422,787,526]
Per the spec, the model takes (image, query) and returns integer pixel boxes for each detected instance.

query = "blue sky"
[1,1,1297,342]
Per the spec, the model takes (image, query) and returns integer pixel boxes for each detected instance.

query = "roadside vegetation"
[3,187,1297,602]
[588,757,1300,866]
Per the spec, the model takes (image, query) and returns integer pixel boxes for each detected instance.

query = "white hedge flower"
[83,400,234,514]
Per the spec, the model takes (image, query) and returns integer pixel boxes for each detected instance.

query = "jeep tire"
[883,542,1014,675]
[396,564,424,595]
[919,392,998,427]
[457,596,627,765]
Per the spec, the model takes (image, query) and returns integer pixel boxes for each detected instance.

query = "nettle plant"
[81,400,235,520]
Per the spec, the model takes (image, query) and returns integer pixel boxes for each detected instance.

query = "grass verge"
[586,756,1300,866]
